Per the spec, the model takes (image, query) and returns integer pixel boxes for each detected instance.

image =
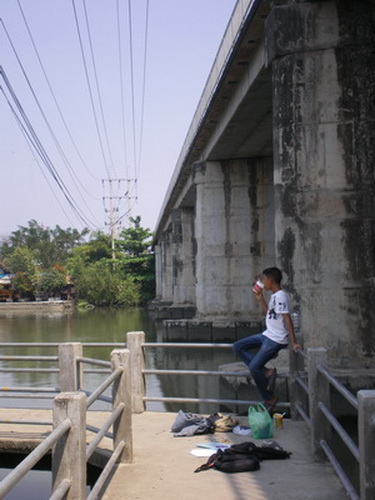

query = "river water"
[0,307,359,497]
[0,307,241,412]
[0,306,241,498]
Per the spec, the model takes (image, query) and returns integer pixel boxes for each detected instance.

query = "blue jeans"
[233,333,286,401]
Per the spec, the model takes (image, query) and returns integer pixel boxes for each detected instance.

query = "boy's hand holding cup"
[252,278,264,298]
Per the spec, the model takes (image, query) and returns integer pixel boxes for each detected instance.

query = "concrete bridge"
[152,0,375,371]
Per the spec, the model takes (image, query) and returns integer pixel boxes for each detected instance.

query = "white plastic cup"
[252,279,264,293]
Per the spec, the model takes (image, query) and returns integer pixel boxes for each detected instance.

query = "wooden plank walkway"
[104,412,347,500]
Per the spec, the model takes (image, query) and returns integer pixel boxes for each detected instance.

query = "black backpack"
[194,441,291,474]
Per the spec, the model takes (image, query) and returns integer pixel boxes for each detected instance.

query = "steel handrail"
[295,374,308,393]
[142,342,232,348]
[318,364,359,410]
[144,395,290,408]
[86,367,122,409]
[87,440,125,500]
[0,355,58,361]
[0,418,71,498]
[86,403,124,460]
[49,478,71,500]
[77,356,111,368]
[318,402,359,462]
[320,440,359,500]
[0,342,124,348]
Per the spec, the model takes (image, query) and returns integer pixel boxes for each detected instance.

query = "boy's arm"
[283,313,302,352]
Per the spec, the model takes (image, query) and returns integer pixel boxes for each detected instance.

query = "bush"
[73,260,140,307]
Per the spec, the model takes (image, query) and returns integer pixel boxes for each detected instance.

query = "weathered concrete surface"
[267,0,375,367]
[104,412,346,500]
[0,300,73,314]
[152,0,375,372]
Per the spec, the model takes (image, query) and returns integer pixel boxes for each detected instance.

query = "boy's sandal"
[264,396,278,414]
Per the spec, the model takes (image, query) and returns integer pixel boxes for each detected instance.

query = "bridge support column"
[193,159,272,319]
[266,1,375,364]
[171,207,196,305]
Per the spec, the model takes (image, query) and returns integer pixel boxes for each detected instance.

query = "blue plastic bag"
[248,403,273,439]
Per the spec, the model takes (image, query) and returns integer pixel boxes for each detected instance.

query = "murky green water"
[0,307,158,499]
[0,307,243,412]
[0,306,242,498]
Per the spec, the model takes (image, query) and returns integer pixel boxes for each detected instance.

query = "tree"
[0,220,89,268]
[4,247,39,300]
[73,259,140,307]
[36,268,67,298]
[118,216,153,257]
[117,216,155,303]
[68,231,112,263]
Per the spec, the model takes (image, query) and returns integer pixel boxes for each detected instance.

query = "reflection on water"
[0,307,273,413]
[0,307,156,344]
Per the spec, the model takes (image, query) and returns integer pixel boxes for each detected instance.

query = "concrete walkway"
[104,412,346,500]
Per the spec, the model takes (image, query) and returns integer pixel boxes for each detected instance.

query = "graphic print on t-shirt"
[268,307,278,320]
[263,291,291,344]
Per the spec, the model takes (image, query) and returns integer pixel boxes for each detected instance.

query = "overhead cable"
[0,68,99,229]
[127,0,137,178]
[16,0,100,184]
[71,0,112,179]
[116,0,129,178]
[82,0,117,178]
[0,17,101,225]
[136,0,150,181]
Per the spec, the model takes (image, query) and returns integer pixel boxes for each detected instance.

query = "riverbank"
[0,300,74,314]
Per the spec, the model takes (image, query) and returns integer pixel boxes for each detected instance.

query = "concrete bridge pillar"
[154,208,195,306]
[193,159,274,319]
[170,207,196,305]
[266,1,375,365]
[154,229,173,303]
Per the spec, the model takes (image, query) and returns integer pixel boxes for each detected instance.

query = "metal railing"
[290,347,375,500]
[125,332,290,413]
[0,343,132,500]
[0,342,124,407]
[1,335,374,500]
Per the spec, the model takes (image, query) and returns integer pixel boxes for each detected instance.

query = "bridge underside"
[153,0,375,369]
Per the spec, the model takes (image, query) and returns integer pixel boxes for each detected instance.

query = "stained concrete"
[104,412,347,500]
[152,0,375,372]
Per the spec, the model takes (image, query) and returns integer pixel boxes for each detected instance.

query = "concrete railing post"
[126,331,146,413]
[358,390,375,499]
[52,392,86,499]
[288,346,306,420]
[307,347,330,461]
[111,349,133,463]
[59,343,84,392]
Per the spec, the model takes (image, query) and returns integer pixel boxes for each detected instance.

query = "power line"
[136,0,150,180]
[0,17,102,224]
[71,0,112,179]
[0,68,99,229]
[127,0,138,180]
[0,86,75,227]
[16,0,100,184]
[82,0,117,178]
[116,0,129,178]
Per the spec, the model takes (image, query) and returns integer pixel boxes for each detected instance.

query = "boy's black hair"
[262,267,283,285]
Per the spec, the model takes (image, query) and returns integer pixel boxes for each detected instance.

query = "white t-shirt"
[262,290,290,345]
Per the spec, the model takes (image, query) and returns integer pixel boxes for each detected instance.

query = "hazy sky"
[0,0,237,239]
